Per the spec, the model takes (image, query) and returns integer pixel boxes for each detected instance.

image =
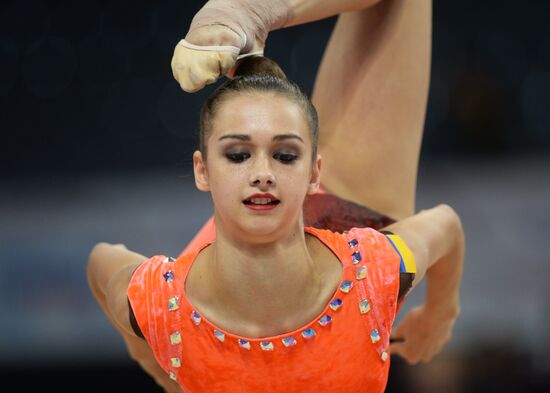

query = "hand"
[171,25,242,92]
[390,303,459,365]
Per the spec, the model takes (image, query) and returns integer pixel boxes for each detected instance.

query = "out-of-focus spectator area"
[1,0,549,392]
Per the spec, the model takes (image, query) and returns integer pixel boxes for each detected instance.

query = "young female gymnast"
[88,1,463,392]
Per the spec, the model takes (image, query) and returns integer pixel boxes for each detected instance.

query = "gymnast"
[87,1,464,392]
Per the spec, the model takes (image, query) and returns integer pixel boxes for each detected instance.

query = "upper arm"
[381,204,463,291]
[87,243,147,336]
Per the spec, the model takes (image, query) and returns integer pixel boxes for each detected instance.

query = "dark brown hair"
[199,56,319,161]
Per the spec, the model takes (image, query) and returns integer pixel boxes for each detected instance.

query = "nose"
[249,156,275,189]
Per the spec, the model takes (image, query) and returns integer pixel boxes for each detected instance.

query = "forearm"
[187,0,383,51]
[286,0,382,27]
[424,221,464,317]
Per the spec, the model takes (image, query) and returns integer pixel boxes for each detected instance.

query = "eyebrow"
[218,134,304,143]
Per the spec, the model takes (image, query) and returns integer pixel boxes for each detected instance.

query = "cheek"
[208,164,245,204]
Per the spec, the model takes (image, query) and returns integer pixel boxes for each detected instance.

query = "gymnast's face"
[193,92,321,242]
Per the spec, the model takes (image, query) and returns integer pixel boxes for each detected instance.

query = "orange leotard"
[128,226,407,393]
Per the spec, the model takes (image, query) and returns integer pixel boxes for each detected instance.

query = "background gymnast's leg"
[313,0,431,220]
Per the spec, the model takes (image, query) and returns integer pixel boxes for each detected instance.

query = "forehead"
[210,92,310,142]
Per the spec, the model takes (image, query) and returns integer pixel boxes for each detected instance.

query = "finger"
[389,342,405,358]
[420,345,437,363]
[218,52,238,76]
[391,321,406,338]
[391,342,422,365]
[178,67,206,93]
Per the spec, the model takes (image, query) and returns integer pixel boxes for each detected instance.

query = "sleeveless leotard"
[128,226,412,393]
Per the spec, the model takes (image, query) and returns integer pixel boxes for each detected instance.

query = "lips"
[243,193,280,206]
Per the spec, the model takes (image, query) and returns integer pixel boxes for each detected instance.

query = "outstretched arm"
[172,0,382,92]
[87,244,184,393]
[381,204,465,364]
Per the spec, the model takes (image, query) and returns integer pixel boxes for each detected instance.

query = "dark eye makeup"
[224,151,299,164]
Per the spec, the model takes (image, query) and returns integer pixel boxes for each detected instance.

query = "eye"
[273,153,298,164]
[225,152,250,163]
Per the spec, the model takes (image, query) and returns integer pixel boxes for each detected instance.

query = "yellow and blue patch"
[383,233,417,274]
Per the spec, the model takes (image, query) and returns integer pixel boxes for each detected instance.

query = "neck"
[207,222,324,327]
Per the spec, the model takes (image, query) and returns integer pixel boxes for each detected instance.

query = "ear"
[193,150,210,192]
[307,154,322,195]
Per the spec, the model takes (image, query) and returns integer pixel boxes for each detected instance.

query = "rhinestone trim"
[170,357,181,368]
[169,331,181,345]
[318,315,332,326]
[213,329,225,342]
[260,341,274,351]
[168,296,179,311]
[301,328,316,339]
[282,337,297,347]
[351,251,362,264]
[370,329,381,343]
[356,266,367,280]
[340,280,354,293]
[359,299,371,314]
[190,310,201,326]
[238,339,251,350]
[163,270,175,283]
[329,298,343,311]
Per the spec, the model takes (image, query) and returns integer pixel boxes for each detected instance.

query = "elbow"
[87,242,111,282]
[436,204,465,250]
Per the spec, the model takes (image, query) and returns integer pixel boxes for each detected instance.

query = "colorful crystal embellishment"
[238,339,251,350]
[351,251,362,264]
[381,349,389,361]
[356,266,367,280]
[260,341,274,351]
[169,331,181,345]
[163,256,176,263]
[163,270,175,283]
[301,328,316,339]
[359,299,371,314]
[329,298,343,311]
[348,239,359,248]
[370,329,381,343]
[340,280,353,293]
[282,337,297,347]
[170,357,181,368]
[190,310,201,325]
[168,296,179,311]
[214,329,225,342]
[318,315,332,326]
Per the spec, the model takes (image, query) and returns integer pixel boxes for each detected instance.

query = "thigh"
[312,0,431,219]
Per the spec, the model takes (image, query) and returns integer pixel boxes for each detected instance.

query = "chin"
[241,217,303,243]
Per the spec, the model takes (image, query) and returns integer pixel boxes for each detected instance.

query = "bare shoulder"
[87,243,147,335]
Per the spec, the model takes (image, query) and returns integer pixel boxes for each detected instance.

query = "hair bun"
[233,56,287,80]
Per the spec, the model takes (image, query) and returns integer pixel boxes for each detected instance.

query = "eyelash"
[225,153,298,164]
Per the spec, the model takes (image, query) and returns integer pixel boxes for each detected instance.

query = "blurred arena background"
[1,0,549,392]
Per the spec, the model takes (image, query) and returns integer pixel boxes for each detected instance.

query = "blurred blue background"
[1,0,549,392]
